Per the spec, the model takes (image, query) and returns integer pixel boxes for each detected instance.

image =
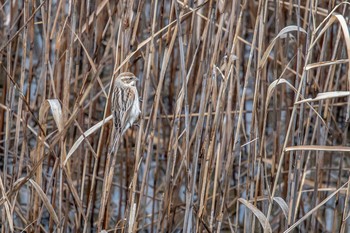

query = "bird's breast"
[129,91,141,125]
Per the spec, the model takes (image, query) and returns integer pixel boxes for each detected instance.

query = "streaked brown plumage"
[111,72,141,136]
[98,72,141,230]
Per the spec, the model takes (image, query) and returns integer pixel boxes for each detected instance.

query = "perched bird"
[111,72,141,138]
[98,72,141,230]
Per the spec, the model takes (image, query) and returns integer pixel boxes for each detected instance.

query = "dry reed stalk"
[1,1,350,232]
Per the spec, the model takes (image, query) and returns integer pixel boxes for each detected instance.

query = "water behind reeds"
[0,1,350,232]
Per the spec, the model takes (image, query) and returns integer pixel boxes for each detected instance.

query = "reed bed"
[0,0,350,232]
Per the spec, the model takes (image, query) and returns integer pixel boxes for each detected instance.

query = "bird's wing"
[121,87,136,127]
[112,86,136,134]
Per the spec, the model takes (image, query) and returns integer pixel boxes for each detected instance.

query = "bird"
[98,72,141,230]
[111,72,141,140]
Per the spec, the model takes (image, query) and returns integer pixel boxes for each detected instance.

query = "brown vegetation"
[0,0,350,232]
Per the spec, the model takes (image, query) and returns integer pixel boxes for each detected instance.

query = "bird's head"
[117,72,139,87]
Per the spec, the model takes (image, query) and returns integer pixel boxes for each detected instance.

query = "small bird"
[98,72,141,229]
[111,72,141,138]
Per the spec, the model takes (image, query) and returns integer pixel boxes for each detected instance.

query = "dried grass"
[0,0,350,232]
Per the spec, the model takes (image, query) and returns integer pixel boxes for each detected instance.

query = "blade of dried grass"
[33,99,63,223]
[265,23,315,229]
[273,197,289,220]
[64,115,113,164]
[45,99,64,131]
[265,78,326,126]
[323,25,350,137]
[314,2,350,33]
[238,198,272,232]
[284,181,349,233]
[285,145,350,152]
[295,91,350,104]
[259,26,306,69]
[0,175,14,232]
[310,14,350,89]
[28,178,60,225]
[305,59,349,70]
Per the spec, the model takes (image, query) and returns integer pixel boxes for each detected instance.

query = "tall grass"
[0,0,350,232]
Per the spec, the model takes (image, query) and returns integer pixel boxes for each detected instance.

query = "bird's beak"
[133,76,139,81]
